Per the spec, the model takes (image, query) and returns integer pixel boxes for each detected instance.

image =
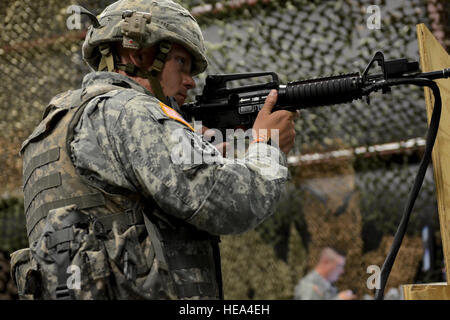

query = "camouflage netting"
[0,251,18,300]
[0,0,449,299]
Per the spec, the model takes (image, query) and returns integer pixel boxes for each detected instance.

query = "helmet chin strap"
[101,41,173,105]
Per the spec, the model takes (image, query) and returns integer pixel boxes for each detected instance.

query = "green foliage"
[0,197,27,253]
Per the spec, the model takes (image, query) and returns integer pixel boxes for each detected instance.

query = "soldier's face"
[328,256,346,283]
[159,44,196,106]
[116,43,196,106]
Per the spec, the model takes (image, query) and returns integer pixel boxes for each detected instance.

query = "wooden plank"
[416,23,450,286]
[403,283,450,300]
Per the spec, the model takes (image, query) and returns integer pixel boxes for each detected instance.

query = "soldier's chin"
[175,95,185,107]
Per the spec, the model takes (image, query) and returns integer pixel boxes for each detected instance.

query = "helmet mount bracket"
[120,10,152,50]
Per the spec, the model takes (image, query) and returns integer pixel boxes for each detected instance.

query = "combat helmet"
[80,0,208,102]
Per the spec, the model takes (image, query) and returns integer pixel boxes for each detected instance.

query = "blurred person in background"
[294,247,357,300]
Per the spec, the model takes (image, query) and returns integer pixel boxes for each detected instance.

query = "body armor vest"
[19,84,222,300]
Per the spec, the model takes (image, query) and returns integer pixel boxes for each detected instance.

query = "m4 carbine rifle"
[182,51,449,134]
[182,51,450,301]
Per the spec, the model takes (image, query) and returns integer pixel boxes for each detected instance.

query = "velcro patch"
[160,102,194,131]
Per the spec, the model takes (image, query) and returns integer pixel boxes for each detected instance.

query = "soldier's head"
[81,0,208,106]
[113,42,196,107]
[315,247,346,283]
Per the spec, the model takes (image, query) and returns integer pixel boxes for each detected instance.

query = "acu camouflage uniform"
[11,69,288,299]
[11,0,289,300]
[293,270,339,300]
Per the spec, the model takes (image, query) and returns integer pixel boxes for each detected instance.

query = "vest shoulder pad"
[20,90,80,154]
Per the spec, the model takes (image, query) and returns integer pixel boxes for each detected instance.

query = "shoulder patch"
[160,102,194,131]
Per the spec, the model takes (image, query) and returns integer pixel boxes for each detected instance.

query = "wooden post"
[402,23,450,300]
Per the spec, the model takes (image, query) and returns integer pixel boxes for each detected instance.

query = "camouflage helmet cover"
[82,0,208,76]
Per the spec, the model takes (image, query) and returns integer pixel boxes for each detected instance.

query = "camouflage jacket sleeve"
[74,90,288,235]
[117,93,290,235]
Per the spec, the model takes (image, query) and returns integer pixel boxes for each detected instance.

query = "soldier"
[293,247,357,300]
[10,0,296,299]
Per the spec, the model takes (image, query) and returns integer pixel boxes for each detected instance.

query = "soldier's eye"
[176,56,186,66]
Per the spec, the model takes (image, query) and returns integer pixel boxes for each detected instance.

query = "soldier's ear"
[129,47,155,68]
[129,50,144,66]
[113,43,145,67]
